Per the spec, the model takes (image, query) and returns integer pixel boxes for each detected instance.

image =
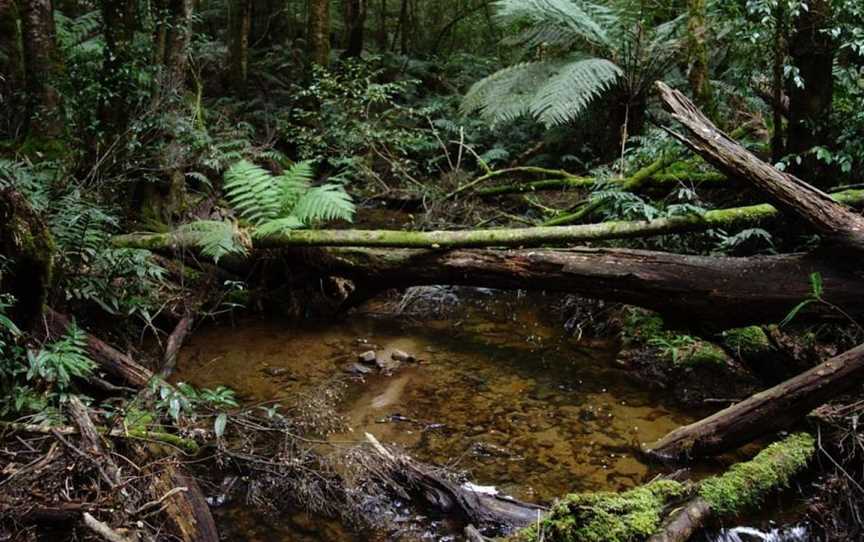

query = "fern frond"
[223,160,280,225]
[494,0,614,49]
[276,161,315,214]
[530,57,622,126]
[254,217,305,239]
[177,221,248,262]
[292,185,356,225]
[462,61,561,124]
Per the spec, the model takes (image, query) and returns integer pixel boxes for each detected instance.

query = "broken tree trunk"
[111,189,864,251]
[162,312,194,378]
[304,246,864,328]
[646,343,864,459]
[657,81,864,252]
[365,433,545,532]
[42,307,154,388]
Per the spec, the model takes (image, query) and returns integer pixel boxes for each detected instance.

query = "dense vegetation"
[2,0,864,541]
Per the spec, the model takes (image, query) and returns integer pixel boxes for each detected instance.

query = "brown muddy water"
[173,288,800,541]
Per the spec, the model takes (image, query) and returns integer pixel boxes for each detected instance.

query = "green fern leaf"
[177,221,247,262]
[277,161,315,214]
[462,61,561,124]
[530,57,622,126]
[254,217,305,239]
[292,185,356,225]
[224,160,280,225]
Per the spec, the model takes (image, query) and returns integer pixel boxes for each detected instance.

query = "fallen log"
[646,343,864,459]
[657,81,864,251]
[648,433,815,542]
[41,307,153,388]
[111,189,864,251]
[365,433,545,532]
[512,433,814,542]
[305,246,864,328]
[475,172,729,198]
[162,312,194,378]
[0,420,200,454]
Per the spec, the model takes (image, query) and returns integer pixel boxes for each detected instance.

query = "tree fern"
[495,0,613,48]
[531,57,622,126]
[176,220,248,263]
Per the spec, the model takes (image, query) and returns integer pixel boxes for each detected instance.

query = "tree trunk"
[771,2,786,163]
[0,189,55,331]
[0,0,23,113]
[397,0,408,54]
[100,0,137,136]
[228,0,252,93]
[308,0,330,66]
[20,0,65,139]
[305,247,864,329]
[342,0,366,57]
[787,0,835,183]
[163,0,193,86]
[686,0,714,118]
[646,343,864,459]
[376,0,387,50]
[657,82,864,252]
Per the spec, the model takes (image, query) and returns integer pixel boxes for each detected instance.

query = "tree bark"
[100,0,138,136]
[308,0,330,66]
[163,0,193,86]
[0,0,23,108]
[657,82,864,252]
[0,189,55,331]
[20,0,65,138]
[787,0,835,183]
[686,0,714,118]
[342,0,366,57]
[646,343,864,459]
[228,0,252,93]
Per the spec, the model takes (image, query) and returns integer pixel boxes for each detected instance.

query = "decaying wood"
[147,460,219,542]
[365,433,545,532]
[657,81,864,251]
[162,312,194,378]
[647,343,864,459]
[68,396,122,488]
[42,307,154,387]
[647,497,711,542]
[82,512,138,542]
[305,247,864,328]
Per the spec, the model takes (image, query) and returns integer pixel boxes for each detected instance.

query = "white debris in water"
[462,482,499,495]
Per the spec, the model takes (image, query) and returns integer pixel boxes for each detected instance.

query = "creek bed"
[173,289,765,540]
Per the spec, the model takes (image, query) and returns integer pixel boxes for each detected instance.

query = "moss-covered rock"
[620,307,666,346]
[722,326,773,359]
[674,339,729,368]
[513,480,685,542]
[699,433,815,515]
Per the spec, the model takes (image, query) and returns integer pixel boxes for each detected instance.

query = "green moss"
[722,326,773,358]
[620,308,666,346]
[514,480,685,542]
[675,340,729,368]
[699,433,815,516]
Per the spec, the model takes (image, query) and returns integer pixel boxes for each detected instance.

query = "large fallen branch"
[303,246,864,328]
[657,81,864,251]
[646,343,864,459]
[112,189,864,251]
[475,172,729,198]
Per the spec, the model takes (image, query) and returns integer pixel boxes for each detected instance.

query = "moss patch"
[620,307,666,346]
[722,326,773,359]
[675,340,729,368]
[699,433,815,515]
[513,480,685,542]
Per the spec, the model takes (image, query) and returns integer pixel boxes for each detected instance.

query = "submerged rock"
[358,350,377,364]
[391,349,416,363]
[344,362,373,375]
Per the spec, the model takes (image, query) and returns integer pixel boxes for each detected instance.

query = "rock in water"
[358,350,377,364]
[391,349,416,363]
[344,362,372,375]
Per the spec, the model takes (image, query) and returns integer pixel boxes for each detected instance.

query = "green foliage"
[27,323,95,390]
[463,0,681,127]
[514,480,685,542]
[781,272,824,326]
[182,159,355,261]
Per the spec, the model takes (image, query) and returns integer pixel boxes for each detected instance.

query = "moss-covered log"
[112,189,864,251]
[475,172,729,198]
[647,344,864,459]
[648,433,815,542]
[513,433,814,542]
[0,188,56,331]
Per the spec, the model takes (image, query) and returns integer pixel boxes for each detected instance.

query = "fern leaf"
[530,57,622,126]
[493,0,613,48]
[462,61,561,124]
[254,217,305,239]
[277,161,315,214]
[177,221,248,262]
[292,185,356,225]
[223,160,280,225]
